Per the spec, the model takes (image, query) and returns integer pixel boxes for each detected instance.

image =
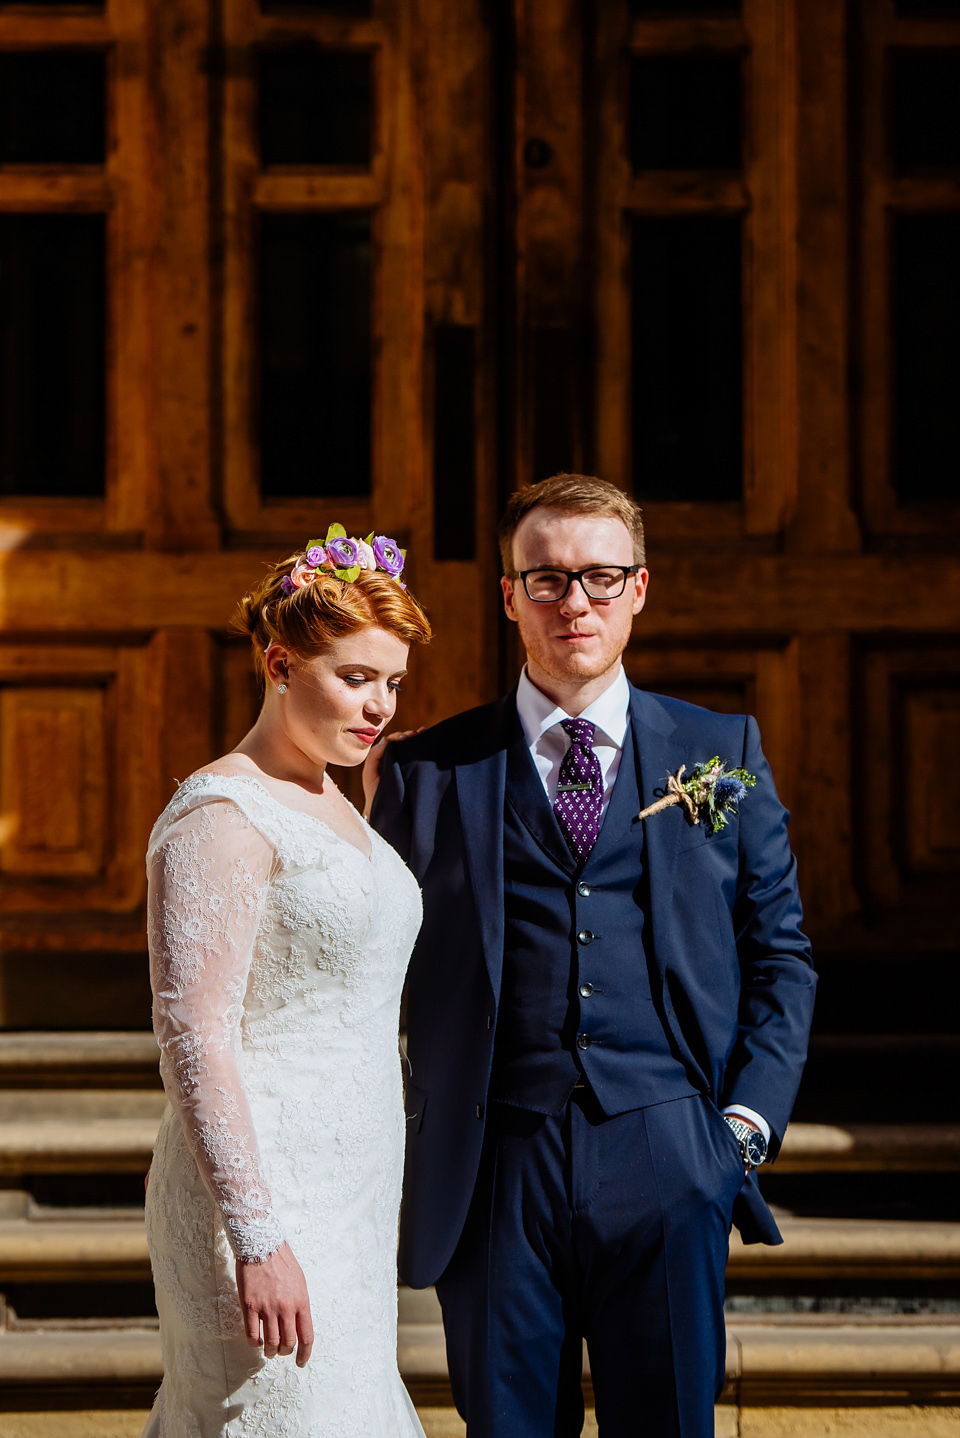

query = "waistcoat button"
[577,1034,591,1050]
[577,881,591,897]
[579,983,594,998]
[577,930,594,945]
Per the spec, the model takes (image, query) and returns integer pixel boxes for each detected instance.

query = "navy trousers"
[435,1090,745,1438]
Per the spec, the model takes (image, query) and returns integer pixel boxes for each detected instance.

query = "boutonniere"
[636,757,756,834]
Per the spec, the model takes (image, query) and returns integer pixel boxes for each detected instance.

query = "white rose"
[354,539,376,570]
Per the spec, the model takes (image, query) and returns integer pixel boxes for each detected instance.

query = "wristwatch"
[723,1115,768,1168]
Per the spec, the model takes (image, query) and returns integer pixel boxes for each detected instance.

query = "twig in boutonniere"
[636,758,756,835]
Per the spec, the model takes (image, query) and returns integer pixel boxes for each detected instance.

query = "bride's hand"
[237,1242,314,1367]
[362,728,423,817]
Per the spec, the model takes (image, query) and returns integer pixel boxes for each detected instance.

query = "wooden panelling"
[138,0,218,550]
[415,0,498,723]
[0,632,222,960]
[903,687,960,874]
[786,0,860,554]
[0,551,957,638]
[0,688,106,879]
[0,0,955,1059]
[513,0,586,487]
[623,638,800,814]
[215,638,260,759]
[856,642,960,926]
[856,0,960,540]
[220,0,424,543]
[792,633,857,934]
[0,1,217,545]
[593,0,799,539]
[143,630,215,820]
[0,646,147,921]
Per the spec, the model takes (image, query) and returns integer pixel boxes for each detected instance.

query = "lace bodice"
[146,771,422,1264]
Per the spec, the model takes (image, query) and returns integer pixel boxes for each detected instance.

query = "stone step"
[0,1092,166,1176]
[0,1219,150,1283]
[0,1034,160,1090]
[1,1216,958,1286]
[728,1217,960,1280]
[0,1320,956,1407]
[774,1122,960,1173]
[1,1106,957,1178]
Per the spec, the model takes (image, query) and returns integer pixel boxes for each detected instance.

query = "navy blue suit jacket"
[371,684,816,1289]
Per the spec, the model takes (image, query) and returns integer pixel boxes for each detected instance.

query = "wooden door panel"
[858,642,960,917]
[0,686,107,880]
[0,645,148,917]
[624,638,800,815]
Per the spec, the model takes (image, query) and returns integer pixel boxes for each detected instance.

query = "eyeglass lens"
[524,568,629,601]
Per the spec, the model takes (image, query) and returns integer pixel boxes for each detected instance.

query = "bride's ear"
[264,645,291,689]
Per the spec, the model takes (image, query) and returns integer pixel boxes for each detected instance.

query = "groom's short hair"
[498,473,646,576]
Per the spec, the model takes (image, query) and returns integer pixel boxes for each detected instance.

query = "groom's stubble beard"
[514,599,636,691]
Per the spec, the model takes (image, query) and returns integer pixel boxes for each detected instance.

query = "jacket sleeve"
[369,743,412,863]
[721,716,816,1154]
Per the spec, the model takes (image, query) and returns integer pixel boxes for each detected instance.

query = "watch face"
[744,1129,767,1166]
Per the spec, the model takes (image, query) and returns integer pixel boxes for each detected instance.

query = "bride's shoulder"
[149,761,280,854]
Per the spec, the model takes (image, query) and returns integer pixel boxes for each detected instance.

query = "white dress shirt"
[515,664,631,816]
[513,664,770,1147]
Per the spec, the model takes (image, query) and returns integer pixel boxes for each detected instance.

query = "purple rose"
[326,537,359,569]
[305,545,326,567]
[280,575,297,597]
[372,535,404,577]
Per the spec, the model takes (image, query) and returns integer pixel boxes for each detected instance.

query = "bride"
[142,532,431,1436]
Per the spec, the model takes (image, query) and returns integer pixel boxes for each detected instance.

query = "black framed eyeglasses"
[517,565,641,603]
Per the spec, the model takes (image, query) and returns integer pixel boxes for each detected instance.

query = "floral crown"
[279,524,406,596]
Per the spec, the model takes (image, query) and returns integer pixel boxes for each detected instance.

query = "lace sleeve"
[147,797,285,1263]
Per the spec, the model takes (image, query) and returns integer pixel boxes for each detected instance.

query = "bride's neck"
[230,710,328,795]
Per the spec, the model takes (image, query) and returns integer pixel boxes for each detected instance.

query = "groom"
[371,474,815,1438]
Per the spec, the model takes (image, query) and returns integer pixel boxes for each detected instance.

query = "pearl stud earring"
[277,683,287,694]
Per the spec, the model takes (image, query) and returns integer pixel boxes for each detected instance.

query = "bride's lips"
[349,728,381,745]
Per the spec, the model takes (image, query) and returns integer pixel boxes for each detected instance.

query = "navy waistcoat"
[490,720,697,1117]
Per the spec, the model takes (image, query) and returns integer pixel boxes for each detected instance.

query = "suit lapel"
[504,732,576,874]
[629,686,688,965]
[453,694,515,1005]
[588,720,640,868]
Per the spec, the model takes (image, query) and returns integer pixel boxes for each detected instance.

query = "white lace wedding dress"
[142,772,425,1438]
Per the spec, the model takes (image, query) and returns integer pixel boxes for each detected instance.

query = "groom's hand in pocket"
[237,1242,315,1367]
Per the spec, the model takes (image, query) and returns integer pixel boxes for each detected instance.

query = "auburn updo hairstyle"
[233,552,432,691]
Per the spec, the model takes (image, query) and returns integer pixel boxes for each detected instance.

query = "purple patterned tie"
[553,718,603,862]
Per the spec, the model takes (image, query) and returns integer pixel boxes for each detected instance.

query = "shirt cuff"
[721,1104,771,1145]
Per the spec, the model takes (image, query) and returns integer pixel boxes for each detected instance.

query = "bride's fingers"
[296,1306,314,1368]
[276,1307,298,1357]
[243,1305,262,1349]
[262,1313,281,1359]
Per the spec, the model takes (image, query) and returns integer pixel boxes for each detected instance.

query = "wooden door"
[1,0,958,1106]
[0,0,500,1029]
[502,0,960,1125]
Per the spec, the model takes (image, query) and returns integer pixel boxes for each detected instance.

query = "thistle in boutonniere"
[636,757,756,834]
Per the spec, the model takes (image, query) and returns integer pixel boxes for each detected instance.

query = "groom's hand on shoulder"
[362,728,424,816]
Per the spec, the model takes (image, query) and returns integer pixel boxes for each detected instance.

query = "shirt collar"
[515,665,631,751]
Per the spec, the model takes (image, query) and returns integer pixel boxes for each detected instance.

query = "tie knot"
[561,717,595,749]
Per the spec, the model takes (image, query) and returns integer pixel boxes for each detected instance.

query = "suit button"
[476,1104,484,1119]
[577,881,591,897]
[577,1034,591,1050]
[579,983,594,998]
[577,930,594,945]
